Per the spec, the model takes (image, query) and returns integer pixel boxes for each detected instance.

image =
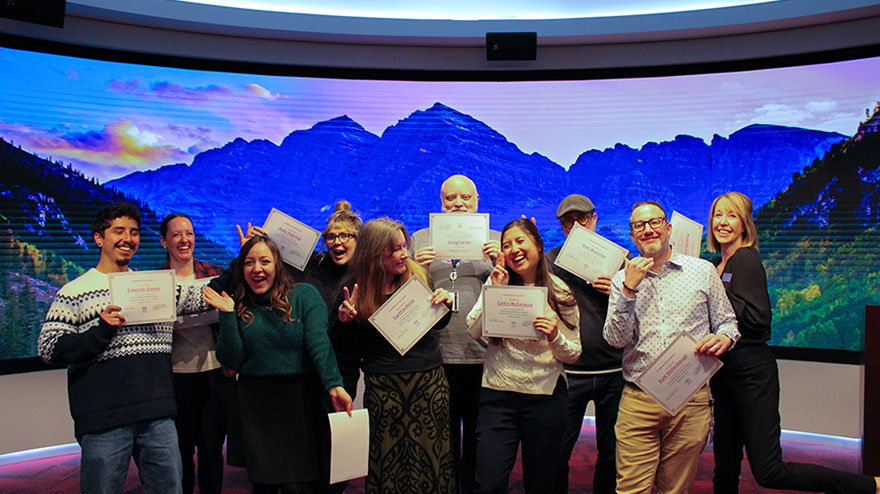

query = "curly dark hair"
[91,203,141,235]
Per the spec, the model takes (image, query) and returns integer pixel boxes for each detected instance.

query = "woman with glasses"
[335,217,455,494]
[707,191,878,494]
[301,201,362,397]
[466,218,581,494]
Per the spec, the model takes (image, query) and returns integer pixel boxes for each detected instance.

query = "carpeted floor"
[0,422,864,493]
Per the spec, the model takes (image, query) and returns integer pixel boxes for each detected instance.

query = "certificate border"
[669,211,704,258]
[428,212,490,260]
[553,222,628,284]
[368,275,449,356]
[481,284,547,340]
[262,207,322,271]
[107,269,177,325]
[633,331,723,416]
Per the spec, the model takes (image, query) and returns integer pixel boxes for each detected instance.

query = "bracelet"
[623,282,639,294]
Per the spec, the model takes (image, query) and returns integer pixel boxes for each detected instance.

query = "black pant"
[173,368,233,494]
[445,363,483,494]
[711,344,876,494]
[553,371,624,494]
[474,379,568,494]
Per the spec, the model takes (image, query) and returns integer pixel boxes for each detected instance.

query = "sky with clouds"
[0,46,877,182]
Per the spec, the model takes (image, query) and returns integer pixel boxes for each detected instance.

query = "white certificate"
[429,213,489,260]
[481,285,547,340]
[553,223,629,284]
[634,332,723,416]
[328,409,369,484]
[669,211,704,258]
[368,276,449,356]
[262,207,321,271]
[108,269,177,325]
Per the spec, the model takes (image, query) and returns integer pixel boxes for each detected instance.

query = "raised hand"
[236,222,267,247]
[533,315,559,340]
[490,257,509,286]
[338,284,359,323]
[593,276,612,296]
[431,288,454,307]
[482,240,502,265]
[100,305,126,327]
[202,286,235,312]
[414,246,436,267]
[623,257,654,295]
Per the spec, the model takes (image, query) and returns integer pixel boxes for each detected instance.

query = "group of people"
[38,174,880,494]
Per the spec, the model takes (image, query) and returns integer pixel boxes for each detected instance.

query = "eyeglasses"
[630,217,666,233]
[324,232,355,243]
[560,212,595,229]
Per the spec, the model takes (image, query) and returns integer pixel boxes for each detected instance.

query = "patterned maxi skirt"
[363,366,455,494]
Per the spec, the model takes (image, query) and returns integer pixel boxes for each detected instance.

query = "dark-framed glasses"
[325,232,355,243]
[630,217,666,233]
[560,212,595,229]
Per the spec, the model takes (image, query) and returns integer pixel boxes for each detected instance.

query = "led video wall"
[1,44,878,364]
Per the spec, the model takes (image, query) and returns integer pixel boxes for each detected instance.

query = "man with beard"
[603,200,739,494]
[412,174,500,494]
[39,203,203,494]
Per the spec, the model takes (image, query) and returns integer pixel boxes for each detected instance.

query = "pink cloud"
[1,119,189,169]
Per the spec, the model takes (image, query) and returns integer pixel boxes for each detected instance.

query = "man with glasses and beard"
[603,200,739,494]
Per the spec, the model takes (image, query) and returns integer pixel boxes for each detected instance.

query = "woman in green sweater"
[203,235,352,494]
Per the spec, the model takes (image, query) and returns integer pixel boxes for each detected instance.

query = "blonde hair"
[707,191,759,253]
[323,200,362,239]
[352,217,428,320]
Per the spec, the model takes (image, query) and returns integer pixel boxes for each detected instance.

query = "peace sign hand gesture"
[338,284,359,323]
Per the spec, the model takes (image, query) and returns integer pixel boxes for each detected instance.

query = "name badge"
[721,273,732,283]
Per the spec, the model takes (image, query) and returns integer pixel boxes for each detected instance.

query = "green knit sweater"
[217,283,343,390]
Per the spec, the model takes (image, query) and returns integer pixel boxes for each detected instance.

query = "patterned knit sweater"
[38,268,208,438]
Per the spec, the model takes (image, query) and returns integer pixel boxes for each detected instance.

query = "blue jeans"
[553,371,624,494]
[79,417,182,494]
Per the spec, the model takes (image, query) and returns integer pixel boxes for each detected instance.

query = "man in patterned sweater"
[39,203,198,494]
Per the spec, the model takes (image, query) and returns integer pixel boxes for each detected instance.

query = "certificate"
[429,213,489,260]
[262,208,321,271]
[368,276,449,356]
[481,285,547,340]
[553,223,628,283]
[634,332,723,416]
[669,211,704,258]
[328,409,369,484]
[108,269,177,325]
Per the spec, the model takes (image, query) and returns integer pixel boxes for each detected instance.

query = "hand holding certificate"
[553,223,628,284]
[634,332,723,415]
[481,285,547,340]
[261,208,321,271]
[368,276,450,355]
[429,213,490,260]
[108,269,177,325]
[669,211,704,258]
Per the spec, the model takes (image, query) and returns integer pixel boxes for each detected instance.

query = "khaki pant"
[614,383,711,494]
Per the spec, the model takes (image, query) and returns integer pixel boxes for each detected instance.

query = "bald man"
[411,174,501,494]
